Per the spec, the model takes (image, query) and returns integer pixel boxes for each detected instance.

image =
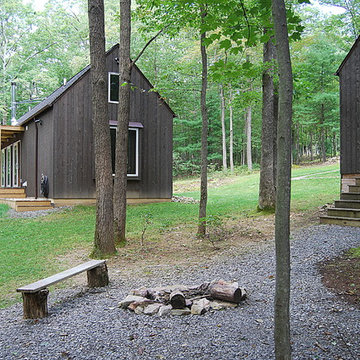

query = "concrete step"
[340,192,360,200]
[320,215,360,227]
[348,185,360,193]
[327,208,360,218]
[334,199,360,209]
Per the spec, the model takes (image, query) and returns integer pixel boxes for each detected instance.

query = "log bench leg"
[87,263,109,288]
[22,289,49,319]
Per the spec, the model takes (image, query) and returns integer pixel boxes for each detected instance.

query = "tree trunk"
[273,85,279,183]
[170,291,186,309]
[320,103,326,163]
[88,0,116,256]
[245,106,252,171]
[209,280,243,304]
[197,7,208,237]
[113,0,131,245]
[229,87,234,173]
[259,35,276,211]
[272,0,293,358]
[220,84,227,171]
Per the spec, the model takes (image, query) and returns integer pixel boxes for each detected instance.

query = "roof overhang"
[336,36,360,76]
[0,125,24,149]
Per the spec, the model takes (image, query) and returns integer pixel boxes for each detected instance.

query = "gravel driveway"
[1,224,359,360]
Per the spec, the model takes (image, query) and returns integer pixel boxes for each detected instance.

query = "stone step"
[320,215,360,227]
[348,185,360,193]
[327,208,360,218]
[340,192,360,200]
[334,199,360,209]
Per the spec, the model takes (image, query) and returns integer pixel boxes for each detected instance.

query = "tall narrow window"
[12,142,19,187]
[108,72,119,103]
[1,149,5,187]
[6,147,12,187]
[110,127,139,177]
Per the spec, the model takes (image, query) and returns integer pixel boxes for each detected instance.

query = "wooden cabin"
[320,36,360,226]
[336,36,360,192]
[0,44,175,209]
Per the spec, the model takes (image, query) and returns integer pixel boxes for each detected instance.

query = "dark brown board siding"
[339,40,360,175]
[20,109,53,198]
[45,44,173,199]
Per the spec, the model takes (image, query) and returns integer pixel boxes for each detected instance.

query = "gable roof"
[335,36,360,76]
[17,66,90,125]
[17,44,175,125]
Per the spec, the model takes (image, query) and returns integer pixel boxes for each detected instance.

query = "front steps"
[0,187,53,211]
[320,179,360,226]
[0,187,26,198]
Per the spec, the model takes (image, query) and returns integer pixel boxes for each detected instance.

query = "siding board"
[18,44,173,200]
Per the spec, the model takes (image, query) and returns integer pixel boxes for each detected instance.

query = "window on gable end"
[109,72,119,103]
[110,127,140,178]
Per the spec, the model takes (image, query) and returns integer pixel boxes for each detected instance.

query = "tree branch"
[131,25,169,67]
[239,0,251,43]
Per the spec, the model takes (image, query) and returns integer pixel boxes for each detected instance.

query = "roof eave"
[336,35,360,76]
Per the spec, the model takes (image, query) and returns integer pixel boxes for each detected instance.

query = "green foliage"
[0,204,9,218]
[199,214,227,248]
[140,211,153,247]
[348,247,360,258]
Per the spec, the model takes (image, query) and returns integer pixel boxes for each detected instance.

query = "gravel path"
[1,224,359,359]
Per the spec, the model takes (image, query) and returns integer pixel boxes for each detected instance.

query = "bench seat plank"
[17,260,106,293]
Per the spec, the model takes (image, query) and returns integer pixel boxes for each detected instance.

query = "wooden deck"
[0,188,171,211]
[0,188,52,211]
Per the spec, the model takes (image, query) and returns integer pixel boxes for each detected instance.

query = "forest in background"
[0,0,357,176]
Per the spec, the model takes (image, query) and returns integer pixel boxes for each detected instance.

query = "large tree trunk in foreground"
[259,36,276,211]
[197,7,208,237]
[88,0,115,256]
[113,0,131,245]
[272,0,293,358]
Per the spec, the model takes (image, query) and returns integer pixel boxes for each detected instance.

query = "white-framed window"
[110,127,139,178]
[108,72,119,103]
[12,141,20,187]
[6,147,11,187]
[1,141,21,188]
[1,149,5,187]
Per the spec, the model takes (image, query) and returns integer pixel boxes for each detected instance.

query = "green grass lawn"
[0,162,340,308]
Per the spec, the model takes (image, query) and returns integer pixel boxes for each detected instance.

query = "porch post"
[35,121,38,199]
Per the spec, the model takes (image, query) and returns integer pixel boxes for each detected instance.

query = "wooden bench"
[16,260,109,319]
